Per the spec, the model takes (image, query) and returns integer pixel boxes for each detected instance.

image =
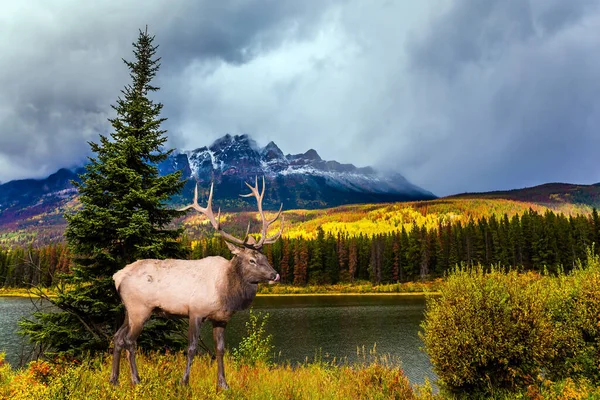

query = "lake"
[0,294,435,385]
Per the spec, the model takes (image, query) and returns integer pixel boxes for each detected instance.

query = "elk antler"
[179,180,284,250]
[240,176,284,249]
[178,183,251,247]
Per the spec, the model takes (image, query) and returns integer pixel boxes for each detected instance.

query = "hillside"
[1,193,594,246]
[1,175,597,245]
[449,182,600,210]
[0,134,438,243]
[178,196,592,241]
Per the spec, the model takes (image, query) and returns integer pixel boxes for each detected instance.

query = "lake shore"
[0,289,56,298]
[0,290,439,298]
[257,291,440,296]
[0,283,441,298]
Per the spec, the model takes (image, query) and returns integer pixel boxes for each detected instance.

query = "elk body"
[109,178,283,389]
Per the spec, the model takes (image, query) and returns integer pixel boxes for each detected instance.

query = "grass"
[0,351,429,400]
[0,287,56,298]
[257,280,442,295]
[2,351,599,399]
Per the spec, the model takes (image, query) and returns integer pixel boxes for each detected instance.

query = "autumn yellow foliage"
[190,198,588,240]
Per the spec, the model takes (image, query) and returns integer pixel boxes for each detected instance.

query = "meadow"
[2,350,599,399]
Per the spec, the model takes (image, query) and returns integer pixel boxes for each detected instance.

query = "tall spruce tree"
[19,28,187,358]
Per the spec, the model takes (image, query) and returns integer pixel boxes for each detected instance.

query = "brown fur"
[220,256,259,312]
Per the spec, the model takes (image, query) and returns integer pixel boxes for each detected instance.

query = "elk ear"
[225,241,243,255]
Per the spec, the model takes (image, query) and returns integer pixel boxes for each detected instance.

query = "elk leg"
[124,310,150,385]
[109,318,129,385]
[212,321,229,390]
[182,316,203,385]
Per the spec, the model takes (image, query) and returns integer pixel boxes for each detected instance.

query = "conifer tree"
[348,240,358,282]
[293,240,309,286]
[308,227,325,283]
[19,28,186,358]
[392,235,401,282]
[280,240,291,283]
[592,208,600,249]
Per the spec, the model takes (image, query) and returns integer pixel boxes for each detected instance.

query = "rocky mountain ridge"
[0,134,436,233]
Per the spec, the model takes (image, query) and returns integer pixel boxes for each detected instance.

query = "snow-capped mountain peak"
[162,134,436,208]
[0,134,436,216]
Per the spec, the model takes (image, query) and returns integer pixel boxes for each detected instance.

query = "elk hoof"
[132,376,141,385]
[109,377,119,386]
[181,377,189,386]
[217,380,230,391]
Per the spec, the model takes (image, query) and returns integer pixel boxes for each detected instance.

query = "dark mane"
[221,256,258,312]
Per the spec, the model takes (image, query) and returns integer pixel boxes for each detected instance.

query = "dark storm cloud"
[376,0,600,195]
[1,0,600,196]
[409,0,536,78]
[157,1,327,66]
[0,0,334,181]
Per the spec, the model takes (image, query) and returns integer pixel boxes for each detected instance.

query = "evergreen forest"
[3,208,600,288]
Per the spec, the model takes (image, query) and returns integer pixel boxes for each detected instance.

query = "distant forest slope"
[1,185,598,246]
[448,182,600,210]
[182,197,590,241]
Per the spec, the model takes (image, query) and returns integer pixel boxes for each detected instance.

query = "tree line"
[0,243,70,288]
[4,208,600,288]
[192,207,600,284]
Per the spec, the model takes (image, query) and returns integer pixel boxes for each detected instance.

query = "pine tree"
[308,227,325,284]
[392,238,400,282]
[348,240,358,282]
[337,233,348,282]
[592,208,600,251]
[293,239,308,286]
[19,28,186,358]
[280,240,291,283]
[419,227,430,280]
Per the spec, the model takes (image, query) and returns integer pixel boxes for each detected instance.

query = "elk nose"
[273,273,280,282]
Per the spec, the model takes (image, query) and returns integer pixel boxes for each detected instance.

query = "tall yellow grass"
[0,351,426,400]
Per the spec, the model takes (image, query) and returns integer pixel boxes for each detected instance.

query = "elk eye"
[249,259,256,265]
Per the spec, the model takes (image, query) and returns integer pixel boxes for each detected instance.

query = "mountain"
[448,182,600,210]
[0,168,83,232]
[163,134,435,209]
[0,134,435,236]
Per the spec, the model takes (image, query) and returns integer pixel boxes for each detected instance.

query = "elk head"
[179,177,284,284]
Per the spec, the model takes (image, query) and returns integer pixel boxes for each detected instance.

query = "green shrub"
[544,250,600,383]
[421,267,553,394]
[422,253,600,397]
[232,309,274,367]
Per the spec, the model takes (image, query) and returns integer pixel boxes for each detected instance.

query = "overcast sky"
[1,0,600,196]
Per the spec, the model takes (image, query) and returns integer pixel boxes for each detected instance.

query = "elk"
[109,178,284,390]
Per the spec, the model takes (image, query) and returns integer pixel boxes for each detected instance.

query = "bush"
[422,252,600,396]
[421,267,553,394]
[232,309,274,367]
[544,250,600,382]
